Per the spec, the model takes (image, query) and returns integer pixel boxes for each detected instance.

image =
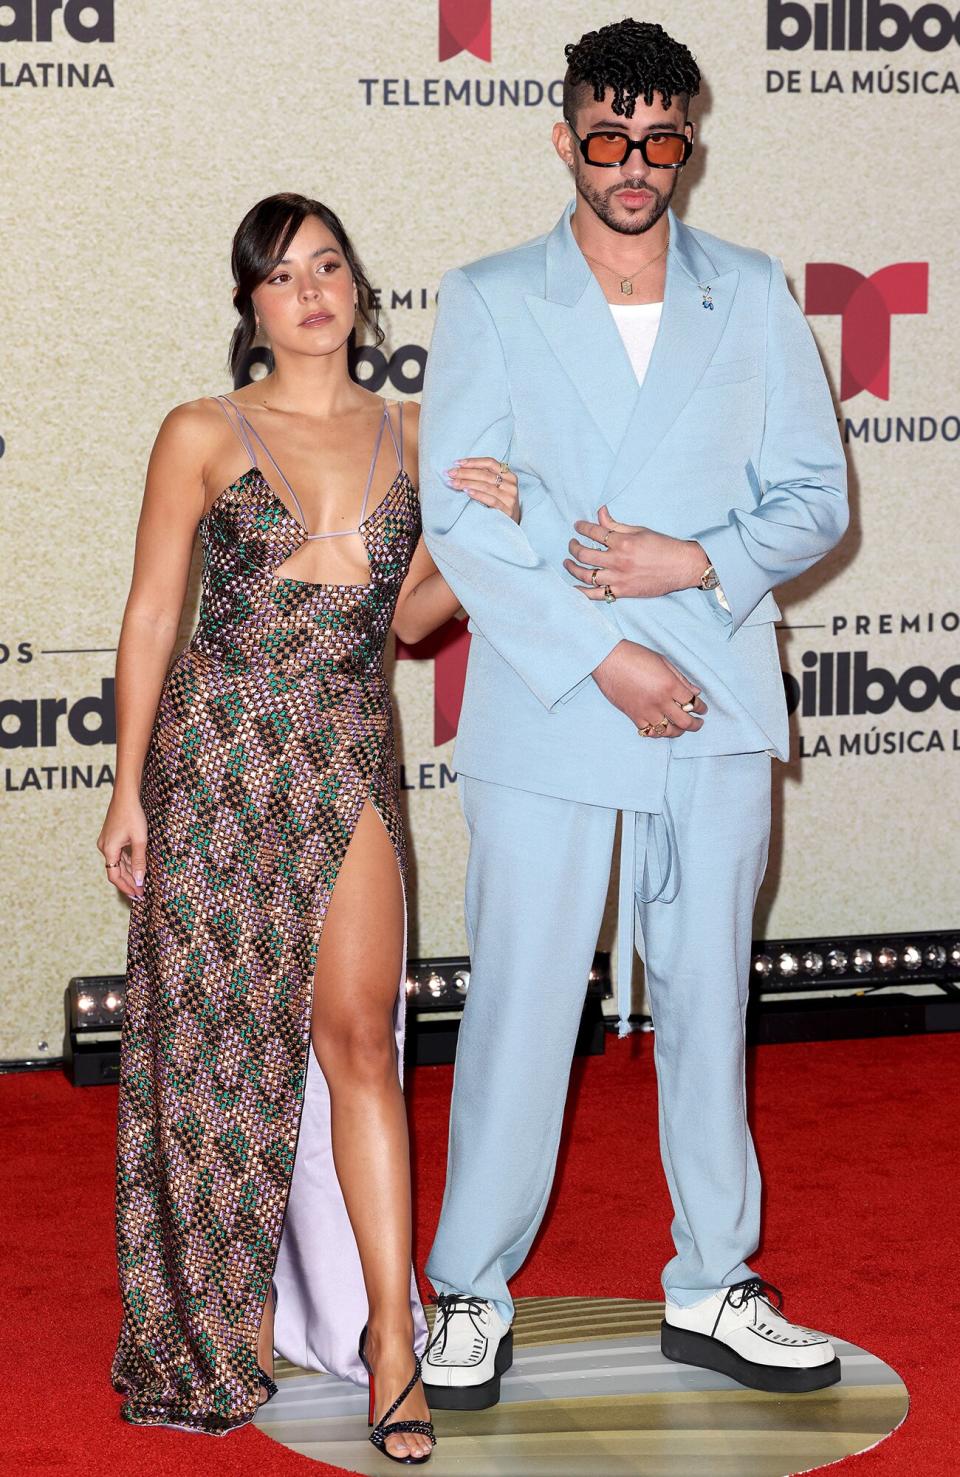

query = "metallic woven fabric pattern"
[111,457,421,1433]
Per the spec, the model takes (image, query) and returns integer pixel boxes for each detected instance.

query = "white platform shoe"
[661,1278,842,1393]
[422,1295,514,1410]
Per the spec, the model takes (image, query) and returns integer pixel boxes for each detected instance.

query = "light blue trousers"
[425,752,772,1323]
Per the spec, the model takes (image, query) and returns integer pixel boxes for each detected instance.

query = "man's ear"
[552,118,576,170]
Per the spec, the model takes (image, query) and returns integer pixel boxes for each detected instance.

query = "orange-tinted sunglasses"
[566,118,693,170]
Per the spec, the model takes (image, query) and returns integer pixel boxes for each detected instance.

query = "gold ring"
[637,723,653,737]
[105,861,121,870]
[603,585,616,603]
[678,699,697,714]
[591,568,600,587]
[494,471,503,487]
[653,717,670,735]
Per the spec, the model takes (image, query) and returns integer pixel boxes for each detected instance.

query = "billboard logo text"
[768,0,960,50]
[0,1,114,42]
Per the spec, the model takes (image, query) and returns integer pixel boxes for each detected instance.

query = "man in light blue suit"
[419,18,848,1407]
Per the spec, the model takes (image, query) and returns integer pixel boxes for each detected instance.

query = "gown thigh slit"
[111,399,427,1434]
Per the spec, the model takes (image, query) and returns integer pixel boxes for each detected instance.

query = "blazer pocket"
[699,356,759,388]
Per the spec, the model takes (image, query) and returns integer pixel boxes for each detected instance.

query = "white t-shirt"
[607,299,729,611]
[608,300,663,386]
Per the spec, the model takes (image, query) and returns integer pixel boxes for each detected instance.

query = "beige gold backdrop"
[2,0,958,1059]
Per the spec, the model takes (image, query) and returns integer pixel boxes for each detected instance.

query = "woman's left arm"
[392,404,519,643]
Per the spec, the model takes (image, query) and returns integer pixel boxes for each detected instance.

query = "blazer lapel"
[523,202,637,456]
[603,212,739,506]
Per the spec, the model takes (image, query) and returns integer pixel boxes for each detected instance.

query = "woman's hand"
[445,458,520,523]
[565,505,708,598]
[97,793,148,901]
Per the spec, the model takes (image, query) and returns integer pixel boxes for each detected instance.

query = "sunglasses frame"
[565,117,693,171]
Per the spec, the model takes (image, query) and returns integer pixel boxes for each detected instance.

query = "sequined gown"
[111,397,428,1434]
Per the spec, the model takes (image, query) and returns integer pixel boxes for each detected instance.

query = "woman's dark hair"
[563,18,701,121]
[228,192,383,380]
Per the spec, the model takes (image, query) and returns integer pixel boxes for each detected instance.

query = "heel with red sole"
[357,1323,436,1465]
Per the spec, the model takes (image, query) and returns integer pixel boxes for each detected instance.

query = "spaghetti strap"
[357,403,390,527]
[214,395,258,468]
[232,407,310,532]
[212,396,398,541]
[384,400,404,473]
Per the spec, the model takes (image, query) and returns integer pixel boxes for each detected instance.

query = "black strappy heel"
[358,1325,437,1465]
[257,1365,279,1402]
[257,1280,279,1405]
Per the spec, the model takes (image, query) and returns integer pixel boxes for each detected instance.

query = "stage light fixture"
[751,931,960,994]
[745,929,960,1043]
[403,953,611,1065]
[52,932,960,1084]
[63,975,127,1086]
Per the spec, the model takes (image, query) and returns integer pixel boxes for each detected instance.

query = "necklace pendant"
[620,279,633,296]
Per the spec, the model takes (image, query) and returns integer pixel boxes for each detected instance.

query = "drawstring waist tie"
[616,800,681,1037]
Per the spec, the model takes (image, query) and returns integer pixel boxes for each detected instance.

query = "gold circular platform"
[255,1296,908,1476]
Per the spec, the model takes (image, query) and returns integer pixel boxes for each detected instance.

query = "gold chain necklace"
[581,236,669,296]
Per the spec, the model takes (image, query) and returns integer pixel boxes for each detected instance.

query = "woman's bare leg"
[295,798,431,1460]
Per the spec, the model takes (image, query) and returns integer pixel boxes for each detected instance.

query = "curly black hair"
[563,18,701,120]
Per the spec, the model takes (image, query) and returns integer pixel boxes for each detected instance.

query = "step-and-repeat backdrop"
[2,2,958,1058]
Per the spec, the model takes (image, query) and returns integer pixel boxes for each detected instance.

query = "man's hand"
[565,505,709,599]
[593,641,707,738]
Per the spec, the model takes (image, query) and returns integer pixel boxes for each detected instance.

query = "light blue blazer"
[419,200,848,813]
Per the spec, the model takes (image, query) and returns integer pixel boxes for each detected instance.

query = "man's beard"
[575,169,675,235]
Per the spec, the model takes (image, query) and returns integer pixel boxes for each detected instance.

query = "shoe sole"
[422,1330,514,1410]
[660,1321,842,1393]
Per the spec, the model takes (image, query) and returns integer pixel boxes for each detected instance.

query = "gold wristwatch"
[699,562,720,592]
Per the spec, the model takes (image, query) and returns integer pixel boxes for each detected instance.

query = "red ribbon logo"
[438,0,492,62]
[395,617,471,746]
[805,263,928,401]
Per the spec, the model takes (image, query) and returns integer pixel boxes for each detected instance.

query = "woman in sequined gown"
[96,194,519,1454]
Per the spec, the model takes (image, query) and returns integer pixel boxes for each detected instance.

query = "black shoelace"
[427,1294,491,1356]
[725,1277,784,1316]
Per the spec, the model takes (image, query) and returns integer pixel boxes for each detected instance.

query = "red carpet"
[3,1032,957,1476]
